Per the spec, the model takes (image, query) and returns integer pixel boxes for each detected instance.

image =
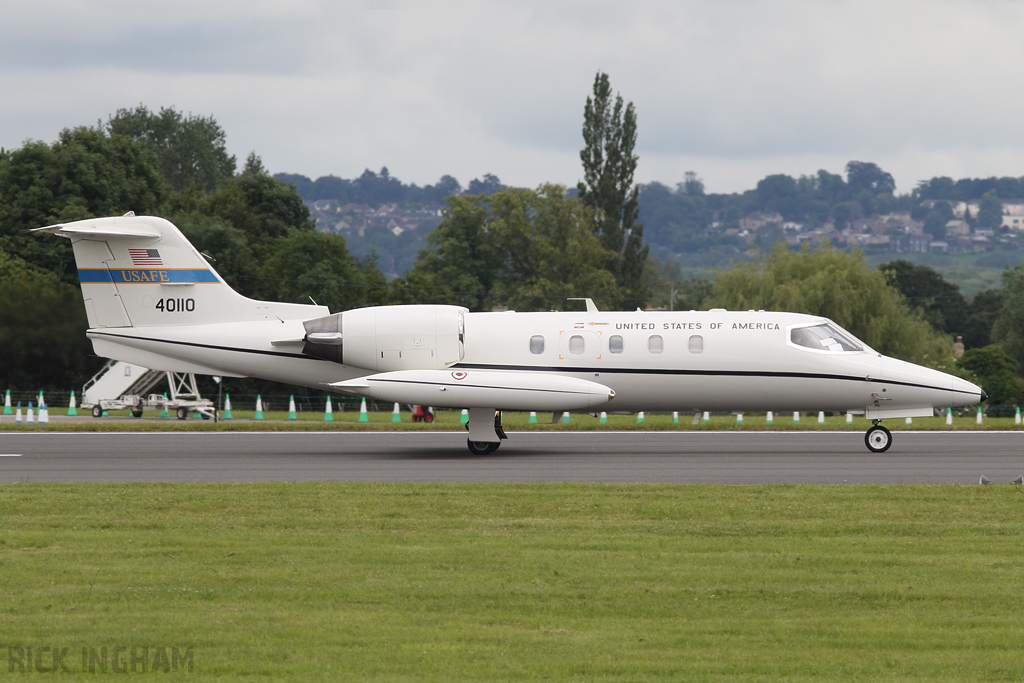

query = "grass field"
[0,408,1018,432]
[3,483,1023,680]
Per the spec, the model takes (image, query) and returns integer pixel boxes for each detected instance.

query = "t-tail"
[34,213,321,328]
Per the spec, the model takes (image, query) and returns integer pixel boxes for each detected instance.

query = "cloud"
[4,0,1024,194]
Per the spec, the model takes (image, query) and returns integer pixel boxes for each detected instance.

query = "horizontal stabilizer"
[32,224,161,239]
[332,369,614,411]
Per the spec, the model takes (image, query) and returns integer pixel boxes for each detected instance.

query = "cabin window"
[790,323,863,352]
[609,335,624,354]
[569,335,585,354]
[688,335,704,354]
[529,335,545,354]
[648,335,664,354]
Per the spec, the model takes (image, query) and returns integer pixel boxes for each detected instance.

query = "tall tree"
[878,260,968,336]
[107,105,236,193]
[991,265,1024,376]
[0,127,169,280]
[401,186,621,311]
[578,72,648,306]
[976,190,1004,229]
[956,345,1021,408]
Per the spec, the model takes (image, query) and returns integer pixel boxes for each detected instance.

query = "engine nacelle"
[302,304,467,371]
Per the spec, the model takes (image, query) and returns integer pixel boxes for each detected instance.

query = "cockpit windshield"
[790,323,863,352]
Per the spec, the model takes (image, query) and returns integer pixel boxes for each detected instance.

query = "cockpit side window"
[790,323,863,352]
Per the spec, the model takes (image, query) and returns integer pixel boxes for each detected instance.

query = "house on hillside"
[892,233,931,253]
[1000,200,1024,230]
[945,219,970,237]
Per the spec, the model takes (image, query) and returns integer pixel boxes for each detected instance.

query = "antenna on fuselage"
[567,297,599,313]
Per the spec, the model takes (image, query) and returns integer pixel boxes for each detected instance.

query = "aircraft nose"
[980,388,988,402]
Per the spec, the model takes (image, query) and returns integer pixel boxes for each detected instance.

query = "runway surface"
[1,430,1022,484]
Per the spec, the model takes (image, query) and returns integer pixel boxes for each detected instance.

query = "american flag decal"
[129,248,162,266]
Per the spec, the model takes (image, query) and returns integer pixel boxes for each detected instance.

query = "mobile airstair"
[81,360,214,419]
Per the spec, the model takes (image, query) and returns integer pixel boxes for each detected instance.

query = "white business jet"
[37,214,984,454]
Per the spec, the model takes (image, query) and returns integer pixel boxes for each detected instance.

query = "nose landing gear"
[865,421,892,453]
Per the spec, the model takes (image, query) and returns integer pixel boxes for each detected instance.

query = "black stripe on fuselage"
[88,331,322,361]
[451,363,976,397]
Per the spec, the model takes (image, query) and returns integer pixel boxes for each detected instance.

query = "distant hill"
[277,166,1024,281]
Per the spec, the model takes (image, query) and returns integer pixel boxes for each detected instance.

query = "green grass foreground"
[3,482,1024,680]
[0,409,1018,432]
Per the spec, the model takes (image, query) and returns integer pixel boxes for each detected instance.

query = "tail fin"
[35,214,321,327]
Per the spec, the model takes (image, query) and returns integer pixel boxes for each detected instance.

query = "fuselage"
[86,307,981,417]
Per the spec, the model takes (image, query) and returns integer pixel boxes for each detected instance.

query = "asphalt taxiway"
[1,431,1021,484]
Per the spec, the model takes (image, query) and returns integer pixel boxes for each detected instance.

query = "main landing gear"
[864,420,892,453]
[465,408,507,455]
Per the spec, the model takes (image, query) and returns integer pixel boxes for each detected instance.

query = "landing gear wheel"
[467,440,500,455]
[176,407,188,421]
[131,408,143,418]
[92,405,102,418]
[865,424,892,453]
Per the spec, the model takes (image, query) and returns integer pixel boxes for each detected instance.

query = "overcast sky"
[3,0,1024,195]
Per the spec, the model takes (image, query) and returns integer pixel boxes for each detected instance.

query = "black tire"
[467,440,500,455]
[424,413,434,423]
[176,407,188,420]
[865,425,892,453]
[92,405,102,418]
[131,409,143,418]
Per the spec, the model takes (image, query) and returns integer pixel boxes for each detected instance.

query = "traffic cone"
[39,400,49,424]
[946,408,952,425]
[636,411,645,424]
[702,411,710,423]
[736,413,744,425]
[4,389,12,415]
[672,411,679,424]
[288,395,297,420]
[38,391,44,408]
[529,411,537,424]
[160,393,169,418]
[599,411,607,424]
[223,394,233,419]
[766,411,773,424]
[459,408,468,424]
[817,411,825,425]
[358,398,368,423]
[325,396,334,422]
[392,402,401,423]
[793,411,800,424]
[976,407,983,424]
[1016,407,1021,425]
[255,395,264,420]
[68,390,77,416]
[846,412,853,424]
[26,401,35,424]
[15,401,22,424]
[561,411,570,424]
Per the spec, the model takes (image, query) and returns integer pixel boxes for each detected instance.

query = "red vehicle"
[411,405,434,423]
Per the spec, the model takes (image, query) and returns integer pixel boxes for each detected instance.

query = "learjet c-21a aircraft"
[37,214,985,454]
